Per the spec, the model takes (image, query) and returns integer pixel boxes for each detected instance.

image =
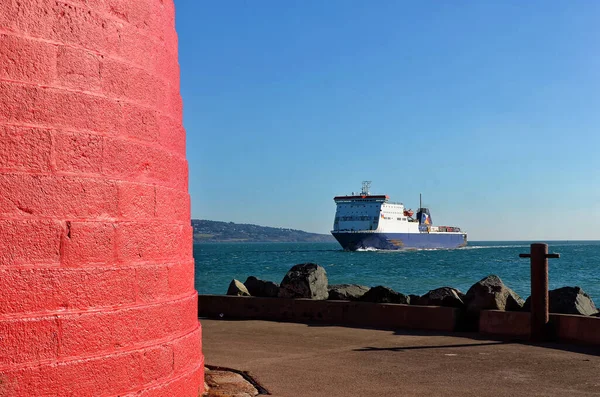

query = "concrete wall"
[480,310,600,345]
[0,1,203,395]
[199,295,460,332]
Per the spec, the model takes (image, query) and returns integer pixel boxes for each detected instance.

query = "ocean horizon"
[193,240,600,302]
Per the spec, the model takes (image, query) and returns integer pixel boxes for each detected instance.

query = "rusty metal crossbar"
[518,243,560,342]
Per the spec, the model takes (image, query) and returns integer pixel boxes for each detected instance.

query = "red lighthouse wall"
[0,1,204,395]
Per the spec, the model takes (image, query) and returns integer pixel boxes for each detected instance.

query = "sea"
[193,241,600,301]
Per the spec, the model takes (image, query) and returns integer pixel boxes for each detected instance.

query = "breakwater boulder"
[244,276,280,298]
[464,275,524,313]
[328,284,370,301]
[278,263,329,300]
[419,287,466,308]
[359,286,410,304]
[227,279,251,296]
[524,286,597,316]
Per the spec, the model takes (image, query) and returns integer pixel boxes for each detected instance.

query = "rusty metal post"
[519,243,559,342]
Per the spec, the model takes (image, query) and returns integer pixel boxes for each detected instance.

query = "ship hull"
[331,231,467,250]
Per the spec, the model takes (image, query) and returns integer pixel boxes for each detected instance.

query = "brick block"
[134,362,204,397]
[134,294,198,343]
[0,316,59,365]
[0,82,124,135]
[59,310,136,356]
[102,137,155,181]
[0,125,52,172]
[0,33,57,84]
[3,348,144,396]
[101,58,161,105]
[56,45,102,91]
[50,2,122,56]
[155,186,190,221]
[171,325,202,373]
[0,174,118,219]
[140,343,174,384]
[122,103,159,142]
[61,221,116,266]
[0,268,60,314]
[137,264,170,302]
[115,222,190,262]
[54,131,103,174]
[168,260,195,296]
[0,267,139,315]
[157,114,186,155]
[0,219,62,266]
[117,181,156,219]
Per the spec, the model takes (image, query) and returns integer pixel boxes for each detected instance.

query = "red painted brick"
[172,326,202,373]
[0,33,57,84]
[0,0,55,39]
[102,137,155,181]
[3,348,145,396]
[101,58,161,105]
[0,174,118,219]
[50,2,122,56]
[116,222,189,262]
[0,316,59,365]
[122,103,159,142]
[155,185,190,221]
[61,295,198,357]
[0,81,124,135]
[157,114,186,155]
[0,125,52,172]
[134,362,204,397]
[61,221,116,266]
[54,131,103,174]
[140,343,174,384]
[0,220,62,266]
[117,181,156,219]
[0,268,134,315]
[134,294,199,343]
[0,268,60,314]
[0,267,138,315]
[103,138,187,188]
[55,267,138,311]
[168,260,195,296]
[55,45,102,91]
[137,264,170,302]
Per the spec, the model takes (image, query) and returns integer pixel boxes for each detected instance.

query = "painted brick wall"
[0,1,204,395]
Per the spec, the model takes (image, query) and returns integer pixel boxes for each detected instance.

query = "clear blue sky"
[175,1,600,240]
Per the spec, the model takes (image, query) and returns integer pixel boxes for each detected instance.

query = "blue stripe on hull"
[331,232,467,250]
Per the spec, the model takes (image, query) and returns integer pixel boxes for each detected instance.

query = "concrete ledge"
[553,313,600,345]
[479,310,600,345]
[479,310,531,338]
[198,295,459,332]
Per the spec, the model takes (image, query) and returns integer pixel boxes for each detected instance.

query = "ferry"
[331,181,467,250]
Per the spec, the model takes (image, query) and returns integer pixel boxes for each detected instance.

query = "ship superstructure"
[331,181,467,250]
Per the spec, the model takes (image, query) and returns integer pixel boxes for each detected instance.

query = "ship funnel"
[361,181,372,196]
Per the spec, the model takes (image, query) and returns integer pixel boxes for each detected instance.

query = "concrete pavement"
[201,318,600,397]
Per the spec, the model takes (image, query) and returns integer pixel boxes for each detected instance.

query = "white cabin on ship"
[333,193,422,234]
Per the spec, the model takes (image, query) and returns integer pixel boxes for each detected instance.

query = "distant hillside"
[191,219,335,243]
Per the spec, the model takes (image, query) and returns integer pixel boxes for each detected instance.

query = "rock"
[328,284,370,301]
[464,275,524,313]
[419,287,466,308]
[524,286,597,316]
[226,279,250,297]
[205,369,259,397]
[278,263,329,300]
[359,286,410,304]
[408,294,423,305]
[244,276,279,298]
